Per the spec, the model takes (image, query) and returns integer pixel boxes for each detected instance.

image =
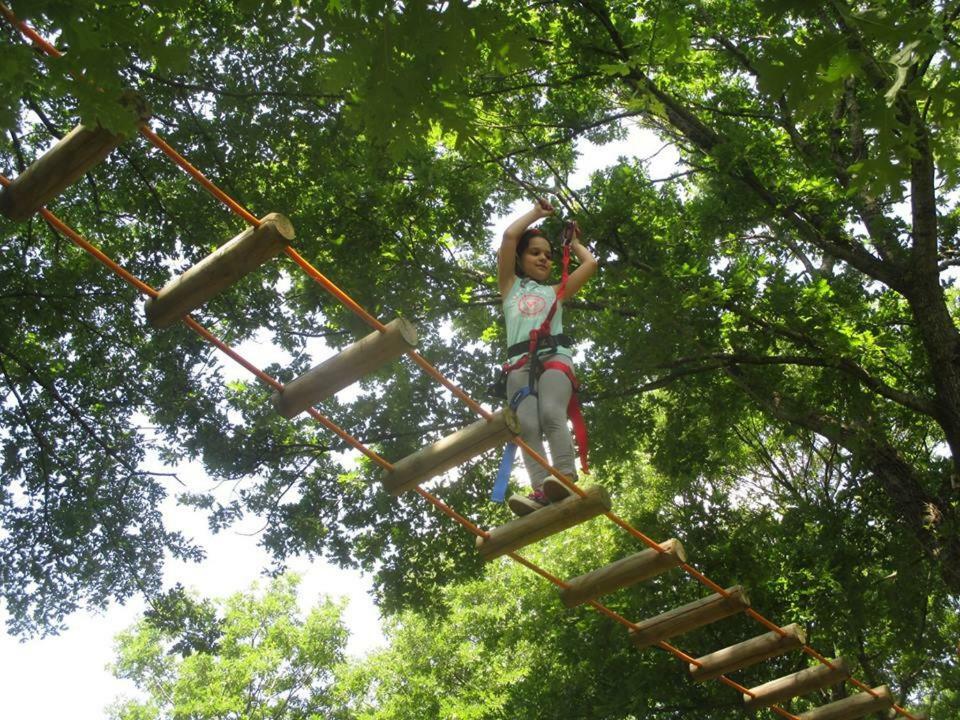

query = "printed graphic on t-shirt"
[517,291,547,317]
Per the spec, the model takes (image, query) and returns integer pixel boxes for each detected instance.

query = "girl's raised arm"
[498,198,553,298]
[557,221,597,299]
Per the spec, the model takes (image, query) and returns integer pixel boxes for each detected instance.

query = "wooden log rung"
[690,623,806,682]
[1,128,118,221]
[0,94,150,222]
[558,538,687,608]
[273,317,417,418]
[629,585,750,649]
[476,485,612,561]
[796,685,892,720]
[743,657,851,712]
[144,213,295,328]
[381,408,521,496]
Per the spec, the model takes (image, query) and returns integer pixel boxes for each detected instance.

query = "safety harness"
[491,222,590,503]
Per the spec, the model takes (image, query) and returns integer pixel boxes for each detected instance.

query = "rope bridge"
[0,5,928,719]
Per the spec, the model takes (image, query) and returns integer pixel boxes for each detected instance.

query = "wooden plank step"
[476,485,612,561]
[144,213,294,328]
[743,657,851,712]
[381,408,521,495]
[690,623,806,682]
[558,538,687,608]
[273,318,417,418]
[629,585,750,649]
[796,685,892,720]
[0,94,150,221]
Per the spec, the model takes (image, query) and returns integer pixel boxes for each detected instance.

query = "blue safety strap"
[491,444,516,503]
[491,386,535,503]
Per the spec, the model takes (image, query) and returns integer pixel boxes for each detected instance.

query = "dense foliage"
[2,0,958,715]
[110,575,352,720]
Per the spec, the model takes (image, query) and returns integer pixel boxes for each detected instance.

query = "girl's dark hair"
[516,227,551,277]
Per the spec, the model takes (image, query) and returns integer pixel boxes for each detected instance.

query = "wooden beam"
[744,657,851,712]
[629,585,750,649]
[0,94,150,221]
[381,408,521,495]
[273,318,417,418]
[690,623,806,682]
[1,126,120,221]
[796,685,892,720]
[558,538,687,608]
[476,485,612,561]
[145,213,294,328]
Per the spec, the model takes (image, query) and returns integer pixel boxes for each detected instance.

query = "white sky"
[0,127,675,720]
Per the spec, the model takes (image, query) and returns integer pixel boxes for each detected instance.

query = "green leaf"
[885,39,921,106]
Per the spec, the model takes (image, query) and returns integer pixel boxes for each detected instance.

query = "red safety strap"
[541,360,589,474]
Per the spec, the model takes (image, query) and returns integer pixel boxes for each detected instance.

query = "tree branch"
[721,361,959,591]
[579,0,906,292]
[727,305,937,416]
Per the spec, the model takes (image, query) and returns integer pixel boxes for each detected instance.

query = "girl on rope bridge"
[496,198,598,515]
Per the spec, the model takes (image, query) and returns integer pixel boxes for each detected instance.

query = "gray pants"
[506,353,576,489]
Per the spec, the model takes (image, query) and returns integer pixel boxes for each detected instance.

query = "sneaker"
[542,476,575,503]
[508,489,549,516]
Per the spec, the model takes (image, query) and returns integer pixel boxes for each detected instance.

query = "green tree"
[106,477,954,717]
[1,0,514,633]
[109,574,352,720]
[0,0,957,665]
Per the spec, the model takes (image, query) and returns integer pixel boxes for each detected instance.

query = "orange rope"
[408,350,493,420]
[0,2,61,57]
[746,608,790,635]
[36,212,157,298]
[415,487,490,539]
[307,406,395,470]
[680,563,732,596]
[282,246,387,332]
[507,551,570,587]
[658,639,699,665]
[770,707,802,720]
[183,317,282,390]
[137,126,261,227]
[0,8,924,718]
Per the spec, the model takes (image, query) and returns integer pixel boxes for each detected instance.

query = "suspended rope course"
[0,5,929,719]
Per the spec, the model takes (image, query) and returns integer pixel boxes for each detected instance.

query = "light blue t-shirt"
[503,277,571,363]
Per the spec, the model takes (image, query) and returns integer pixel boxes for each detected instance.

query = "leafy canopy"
[0,8,957,717]
[110,574,351,720]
